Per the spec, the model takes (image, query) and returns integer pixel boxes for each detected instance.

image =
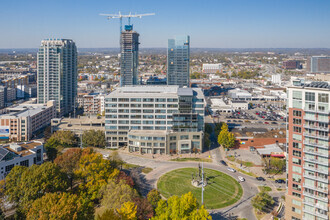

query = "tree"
[75,152,119,200]
[152,192,212,220]
[147,189,161,209]
[96,209,120,220]
[44,130,78,161]
[4,163,69,213]
[54,148,83,189]
[134,197,154,219]
[82,130,106,148]
[251,191,275,213]
[269,157,286,172]
[96,180,139,217]
[218,123,236,149]
[117,201,137,220]
[27,192,94,220]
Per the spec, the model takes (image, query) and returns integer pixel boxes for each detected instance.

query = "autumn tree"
[152,192,212,219]
[4,163,69,213]
[251,191,275,213]
[75,152,119,200]
[218,123,236,149]
[117,201,137,220]
[82,130,106,148]
[134,197,154,219]
[27,192,94,220]
[96,180,139,217]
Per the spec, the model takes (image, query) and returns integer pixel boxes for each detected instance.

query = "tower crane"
[100,11,155,34]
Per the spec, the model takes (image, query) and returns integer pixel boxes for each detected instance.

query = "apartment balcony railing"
[304,157,329,166]
[304,108,330,115]
[303,184,328,194]
[303,149,329,158]
[303,165,328,175]
[303,191,328,202]
[303,141,329,149]
[304,124,329,132]
[303,173,329,183]
[303,200,328,211]
[304,133,329,141]
[303,208,329,220]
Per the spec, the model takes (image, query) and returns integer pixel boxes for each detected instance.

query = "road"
[96,148,284,220]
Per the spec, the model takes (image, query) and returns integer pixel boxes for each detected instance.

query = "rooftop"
[1,104,52,118]
[256,144,284,156]
[0,141,43,160]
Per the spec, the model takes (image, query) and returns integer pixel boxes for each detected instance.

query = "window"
[20,160,29,167]
[293,150,301,157]
[293,110,302,117]
[305,92,315,101]
[292,199,301,206]
[292,134,302,141]
[292,158,301,165]
[293,142,301,149]
[293,126,301,133]
[292,91,302,100]
[292,192,301,198]
[292,165,301,173]
[193,135,200,139]
[5,164,14,172]
[292,207,301,214]
[180,135,189,140]
[293,118,301,125]
[170,136,176,141]
[318,93,329,103]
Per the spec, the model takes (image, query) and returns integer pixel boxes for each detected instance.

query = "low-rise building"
[79,93,105,115]
[202,64,222,74]
[0,141,44,180]
[0,101,56,141]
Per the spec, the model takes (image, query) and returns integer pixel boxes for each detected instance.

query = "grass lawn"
[226,156,255,167]
[141,167,153,174]
[258,186,272,192]
[157,168,243,209]
[170,158,212,163]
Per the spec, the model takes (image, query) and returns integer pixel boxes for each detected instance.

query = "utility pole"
[201,162,204,205]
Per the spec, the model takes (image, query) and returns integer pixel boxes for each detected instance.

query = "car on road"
[275,179,286,184]
[227,168,236,173]
[220,160,227,166]
[238,176,245,182]
[256,177,265,181]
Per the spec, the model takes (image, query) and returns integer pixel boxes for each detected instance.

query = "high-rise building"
[167,35,190,87]
[283,60,301,70]
[104,85,204,154]
[120,25,139,86]
[286,80,330,220]
[307,56,330,73]
[37,39,77,116]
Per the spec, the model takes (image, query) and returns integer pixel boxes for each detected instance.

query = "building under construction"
[120,25,139,86]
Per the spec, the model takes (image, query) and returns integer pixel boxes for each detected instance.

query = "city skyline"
[1,0,330,49]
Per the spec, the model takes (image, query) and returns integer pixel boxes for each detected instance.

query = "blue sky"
[0,0,330,48]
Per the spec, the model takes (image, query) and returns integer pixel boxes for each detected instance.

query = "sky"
[0,0,330,48]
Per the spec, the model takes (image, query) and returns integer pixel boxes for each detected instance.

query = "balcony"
[303,200,328,211]
[303,141,329,149]
[303,191,328,202]
[303,173,328,183]
[304,133,329,141]
[303,184,328,194]
[304,108,330,115]
[303,149,329,158]
[303,165,328,175]
[304,157,328,166]
[304,124,329,132]
[303,207,328,220]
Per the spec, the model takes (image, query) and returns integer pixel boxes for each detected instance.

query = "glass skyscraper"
[120,25,139,86]
[37,39,77,116]
[167,35,190,87]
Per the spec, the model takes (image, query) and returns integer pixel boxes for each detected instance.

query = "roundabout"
[157,167,243,209]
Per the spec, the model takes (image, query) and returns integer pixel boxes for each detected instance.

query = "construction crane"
[100,11,155,34]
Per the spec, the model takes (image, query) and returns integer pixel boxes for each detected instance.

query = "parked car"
[238,176,245,182]
[227,168,236,173]
[275,179,286,184]
[256,177,265,181]
[220,160,227,166]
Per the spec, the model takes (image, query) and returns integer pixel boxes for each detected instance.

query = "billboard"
[0,126,10,138]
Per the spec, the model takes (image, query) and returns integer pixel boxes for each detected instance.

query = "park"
[157,167,243,209]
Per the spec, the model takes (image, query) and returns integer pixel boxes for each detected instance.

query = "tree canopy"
[27,192,94,220]
[82,130,106,148]
[218,123,236,149]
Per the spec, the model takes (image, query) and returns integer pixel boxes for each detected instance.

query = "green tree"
[4,163,69,214]
[270,157,286,172]
[251,191,275,213]
[96,209,120,220]
[27,192,94,220]
[147,189,161,209]
[152,192,212,220]
[117,201,137,220]
[82,130,106,148]
[96,180,139,217]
